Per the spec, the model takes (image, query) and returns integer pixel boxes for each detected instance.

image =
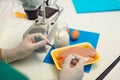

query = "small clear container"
[54,23,69,48]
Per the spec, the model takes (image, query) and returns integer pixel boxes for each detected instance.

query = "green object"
[0,61,29,80]
[34,37,42,42]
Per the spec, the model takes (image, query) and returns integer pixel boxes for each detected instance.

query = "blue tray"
[43,28,100,73]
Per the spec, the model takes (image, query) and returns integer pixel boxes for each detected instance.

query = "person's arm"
[1,33,50,63]
[58,54,87,80]
[0,49,2,60]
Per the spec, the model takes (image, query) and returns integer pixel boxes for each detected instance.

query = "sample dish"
[51,42,100,70]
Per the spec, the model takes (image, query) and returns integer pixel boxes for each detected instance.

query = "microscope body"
[23,0,63,42]
[23,18,57,41]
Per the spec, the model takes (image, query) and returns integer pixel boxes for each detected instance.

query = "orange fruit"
[71,29,79,40]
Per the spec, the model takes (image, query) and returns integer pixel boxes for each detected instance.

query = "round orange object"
[71,30,80,40]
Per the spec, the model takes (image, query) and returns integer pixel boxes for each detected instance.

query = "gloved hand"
[2,33,50,63]
[19,0,43,10]
[58,54,86,80]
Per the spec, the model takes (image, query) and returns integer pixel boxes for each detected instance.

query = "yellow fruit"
[71,29,79,40]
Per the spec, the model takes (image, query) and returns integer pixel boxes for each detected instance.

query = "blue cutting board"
[72,0,120,13]
[43,28,100,73]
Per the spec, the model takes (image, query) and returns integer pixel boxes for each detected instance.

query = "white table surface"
[0,0,120,80]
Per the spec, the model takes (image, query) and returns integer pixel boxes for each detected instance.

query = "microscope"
[23,0,63,41]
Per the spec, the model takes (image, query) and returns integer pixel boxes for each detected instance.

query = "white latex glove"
[19,0,44,10]
[58,54,85,80]
[2,33,49,63]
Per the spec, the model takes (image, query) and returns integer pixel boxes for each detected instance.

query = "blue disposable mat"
[72,0,120,13]
[43,28,100,73]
